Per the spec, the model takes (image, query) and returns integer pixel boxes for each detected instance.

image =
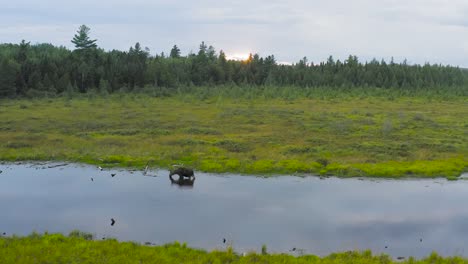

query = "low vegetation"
[0,91,466,178]
[0,232,467,264]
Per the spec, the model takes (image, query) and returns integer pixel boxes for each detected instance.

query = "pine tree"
[198,42,207,57]
[170,45,181,58]
[71,25,97,50]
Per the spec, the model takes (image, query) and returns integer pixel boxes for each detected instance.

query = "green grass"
[1,232,467,264]
[0,91,466,178]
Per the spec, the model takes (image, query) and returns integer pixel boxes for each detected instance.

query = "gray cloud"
[1,0,468,66]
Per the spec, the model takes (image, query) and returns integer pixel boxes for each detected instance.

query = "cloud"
[1,0,468,66]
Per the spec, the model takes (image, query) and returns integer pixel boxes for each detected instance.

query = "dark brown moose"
[169,167,195,187]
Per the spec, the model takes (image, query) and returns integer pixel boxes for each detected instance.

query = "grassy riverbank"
[0,232,466,264]
[0,91,466,178]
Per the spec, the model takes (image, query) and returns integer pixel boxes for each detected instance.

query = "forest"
[0,25,467,98]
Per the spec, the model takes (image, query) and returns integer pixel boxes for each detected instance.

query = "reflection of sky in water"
[1,163,468,258]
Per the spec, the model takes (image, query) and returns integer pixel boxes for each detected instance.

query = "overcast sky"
[1,0,468,66]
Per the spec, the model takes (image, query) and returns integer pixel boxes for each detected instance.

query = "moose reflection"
[169,167,195,188]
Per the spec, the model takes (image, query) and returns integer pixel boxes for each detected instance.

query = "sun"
[226,52,251,61]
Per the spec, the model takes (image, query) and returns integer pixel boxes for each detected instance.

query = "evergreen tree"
[98,79,110,94]
[207,45,216,61]
[198,42,207,57]
[56,73,70,93]
[170,45,181,58]
[15,40,30,94]
[0,58,19,97]
[71,25,97,50]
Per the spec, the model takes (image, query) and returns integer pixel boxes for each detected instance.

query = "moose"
[169,166,195,187]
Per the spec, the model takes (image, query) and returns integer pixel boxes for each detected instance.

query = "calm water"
[1,162,468,258]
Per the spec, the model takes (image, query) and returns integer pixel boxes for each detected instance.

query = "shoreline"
[1,158,466,180]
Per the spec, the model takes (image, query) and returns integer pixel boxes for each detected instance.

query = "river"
[0,162,467,258]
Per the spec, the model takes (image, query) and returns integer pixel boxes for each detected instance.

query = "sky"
[1,0,468,66]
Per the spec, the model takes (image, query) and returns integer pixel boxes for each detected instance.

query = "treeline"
[0,25,467,98]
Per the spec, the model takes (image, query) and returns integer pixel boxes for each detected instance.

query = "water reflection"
[0,162,467,258]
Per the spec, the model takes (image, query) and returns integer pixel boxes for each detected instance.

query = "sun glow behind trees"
[226,52,251,61]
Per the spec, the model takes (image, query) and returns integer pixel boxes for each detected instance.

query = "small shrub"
[106,129,140,136]
[148,129,170,136]
[5,142,33,149]
[224,159,241,170]
[316,158,329,167]
[283,146,316,155]
[199,160,223,172]
[97,138,127,147]
[185,127,221,135]
[413,113,425,121]
[261,244,267,255]
[248,160,275,173]
[102,155,129,164]
[278,160,311,173]
[214,140,251,153]
[68,230,93,240]
[168,139,208,146]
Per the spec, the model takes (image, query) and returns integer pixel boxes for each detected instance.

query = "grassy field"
[0,91,466,178]
[1,232,467,264]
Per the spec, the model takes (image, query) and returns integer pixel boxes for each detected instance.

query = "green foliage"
[261,244,268,255]
[248,160,276,173]
[0,57,19,97]
[199,160,224,172]
[169,44,181,58]
[0,36,467,98]
[71,25,97,50]
[0,96,466,178]
[214,139,251,153]
[0,232,467,263]
[68,230,94,240]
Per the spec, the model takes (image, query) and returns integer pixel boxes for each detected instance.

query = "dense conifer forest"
[0,25,467,98]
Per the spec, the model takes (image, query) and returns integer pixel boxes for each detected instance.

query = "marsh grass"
[0,92,466,178]
[0,232,467,264]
